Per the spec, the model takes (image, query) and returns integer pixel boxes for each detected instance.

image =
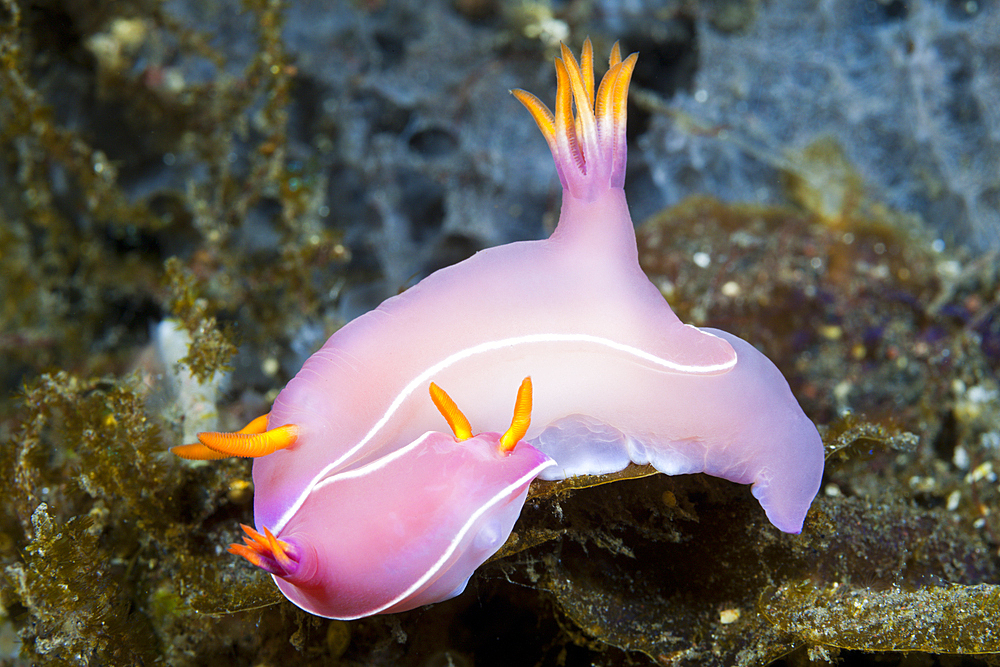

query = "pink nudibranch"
[173,39,823,620]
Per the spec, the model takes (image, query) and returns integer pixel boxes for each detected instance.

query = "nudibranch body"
[175,40,823,619]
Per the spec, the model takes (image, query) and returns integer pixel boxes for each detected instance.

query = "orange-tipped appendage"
[579,37,595,108]
[510,88,555,147]
[228,524,297,576]
[238,414,270,435]
[553,58,581,171]
[499,377,532,454]
[609,40,622,68]
[429,382,474,441]
[560,42,599,166]
[430,378,532,454]
[170,442,231,460]
[596,44,630,128]
[227,524,273,567]
[171,413,280,460]
[510,38,637,198]
[196,423,298,458]
[611,54,638,137]
[265,525,296,571]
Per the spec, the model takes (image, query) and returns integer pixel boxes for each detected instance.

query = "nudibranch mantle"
[176,39,823,619]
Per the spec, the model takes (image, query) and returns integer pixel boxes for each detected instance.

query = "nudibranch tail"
[511,38,637,200]
[499,376,532,454]
[196,422,299,458]
[429,382,474,441]
[228,524,301,577]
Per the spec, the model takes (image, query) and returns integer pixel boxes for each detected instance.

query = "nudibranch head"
[226,378,554,620]
[512,38,637,202]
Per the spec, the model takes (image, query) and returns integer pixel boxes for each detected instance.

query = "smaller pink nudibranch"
[173,39,824,620]
[215,378,553,619]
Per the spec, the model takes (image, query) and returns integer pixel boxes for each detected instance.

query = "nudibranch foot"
[228,524,302,578]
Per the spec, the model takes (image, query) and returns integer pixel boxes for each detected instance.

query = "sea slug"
[174,39,824,619]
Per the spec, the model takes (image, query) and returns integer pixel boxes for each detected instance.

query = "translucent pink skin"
[272,431,553,619]
[248,44,825,620]
[530,327,824,534]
